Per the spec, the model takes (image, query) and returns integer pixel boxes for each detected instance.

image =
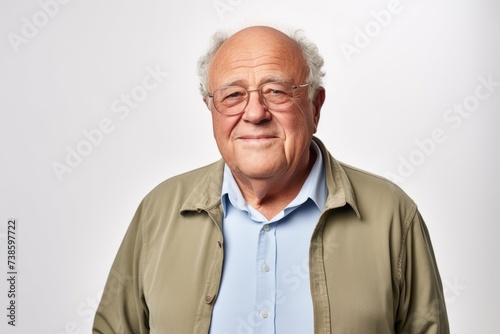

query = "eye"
[218,86,247,102]
[268,88,286,95]
[224,91,245,99]
[262,82,292,96]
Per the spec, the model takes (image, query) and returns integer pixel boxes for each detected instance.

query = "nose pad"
[247,89,266,108]
[242,91,271,122]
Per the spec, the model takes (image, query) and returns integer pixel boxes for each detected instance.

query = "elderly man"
[93,26,449,333]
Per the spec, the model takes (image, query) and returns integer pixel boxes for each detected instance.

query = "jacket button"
[204,295,214,304]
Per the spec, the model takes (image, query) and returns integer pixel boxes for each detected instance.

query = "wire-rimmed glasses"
[208,81,309,115]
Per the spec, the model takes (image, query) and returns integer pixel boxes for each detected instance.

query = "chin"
[237,163,283,179]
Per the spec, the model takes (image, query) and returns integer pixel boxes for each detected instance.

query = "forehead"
[208,28,308,89]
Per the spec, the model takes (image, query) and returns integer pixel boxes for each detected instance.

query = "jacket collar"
[314,137,361,218]
[180,137,360,219]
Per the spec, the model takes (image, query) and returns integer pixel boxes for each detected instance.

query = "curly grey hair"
[197,27,325,101]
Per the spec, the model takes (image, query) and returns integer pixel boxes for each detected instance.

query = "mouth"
[236,135,279,146]
[238,135,276,140]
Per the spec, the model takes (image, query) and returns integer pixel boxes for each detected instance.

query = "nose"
[241,89,272,124]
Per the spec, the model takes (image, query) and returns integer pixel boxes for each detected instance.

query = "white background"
[1,0,499,333]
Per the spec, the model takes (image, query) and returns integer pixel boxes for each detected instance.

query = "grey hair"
[196,27,325,101]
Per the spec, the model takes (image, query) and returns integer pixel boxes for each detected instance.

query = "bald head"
[197,25,325,99]
[207,26,308,94]
[221,25,300,50]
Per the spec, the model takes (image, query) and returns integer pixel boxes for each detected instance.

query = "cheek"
[282,106,316,138]
[211,113,221,138]
[301,105,318,133]
[211,113,238,141]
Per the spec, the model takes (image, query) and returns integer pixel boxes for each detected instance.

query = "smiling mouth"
[236,135,278,146]
[237,133,278,140]
[238,135,278,142]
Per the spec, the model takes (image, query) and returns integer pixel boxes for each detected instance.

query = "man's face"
[207,27,323,185]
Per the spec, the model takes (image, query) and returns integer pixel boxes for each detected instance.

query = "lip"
[238,135,277,140]
[236,133,279,140]
[235,135,279,147]
[237,136,279,145]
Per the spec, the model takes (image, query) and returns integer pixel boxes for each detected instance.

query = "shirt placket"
[255,222,277,333]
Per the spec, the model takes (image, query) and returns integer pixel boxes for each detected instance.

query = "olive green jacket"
[93,137,449,333]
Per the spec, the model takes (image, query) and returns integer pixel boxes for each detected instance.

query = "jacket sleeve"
[395,209,450,333]
[93,202,149,334]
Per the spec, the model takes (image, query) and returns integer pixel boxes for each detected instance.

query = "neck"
[232,148,317,220]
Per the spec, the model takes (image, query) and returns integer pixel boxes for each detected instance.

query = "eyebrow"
[219,75,293,88]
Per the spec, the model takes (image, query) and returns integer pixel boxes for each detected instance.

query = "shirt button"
[263,224,270,232]
[262,264,270,272]
[260,310,269,318]
[204,295,214,304]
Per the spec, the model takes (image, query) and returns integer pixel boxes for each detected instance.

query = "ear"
[312,87,326,133]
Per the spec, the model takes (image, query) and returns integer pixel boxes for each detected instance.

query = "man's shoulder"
[338,161,416,208]
[316,137,412,206]
[143,160,224,204]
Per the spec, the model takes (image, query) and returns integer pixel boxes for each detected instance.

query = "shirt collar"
[221,140,327,222]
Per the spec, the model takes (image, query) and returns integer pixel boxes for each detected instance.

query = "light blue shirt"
[210,141,327,334]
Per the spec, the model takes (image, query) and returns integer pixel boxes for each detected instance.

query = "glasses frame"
[207,81,309,115]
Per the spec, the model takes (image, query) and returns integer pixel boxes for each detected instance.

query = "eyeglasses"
[208,81,309,115]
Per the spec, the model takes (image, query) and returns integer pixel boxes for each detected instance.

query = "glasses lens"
[213,86,248,115]
[261,82,294,110]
